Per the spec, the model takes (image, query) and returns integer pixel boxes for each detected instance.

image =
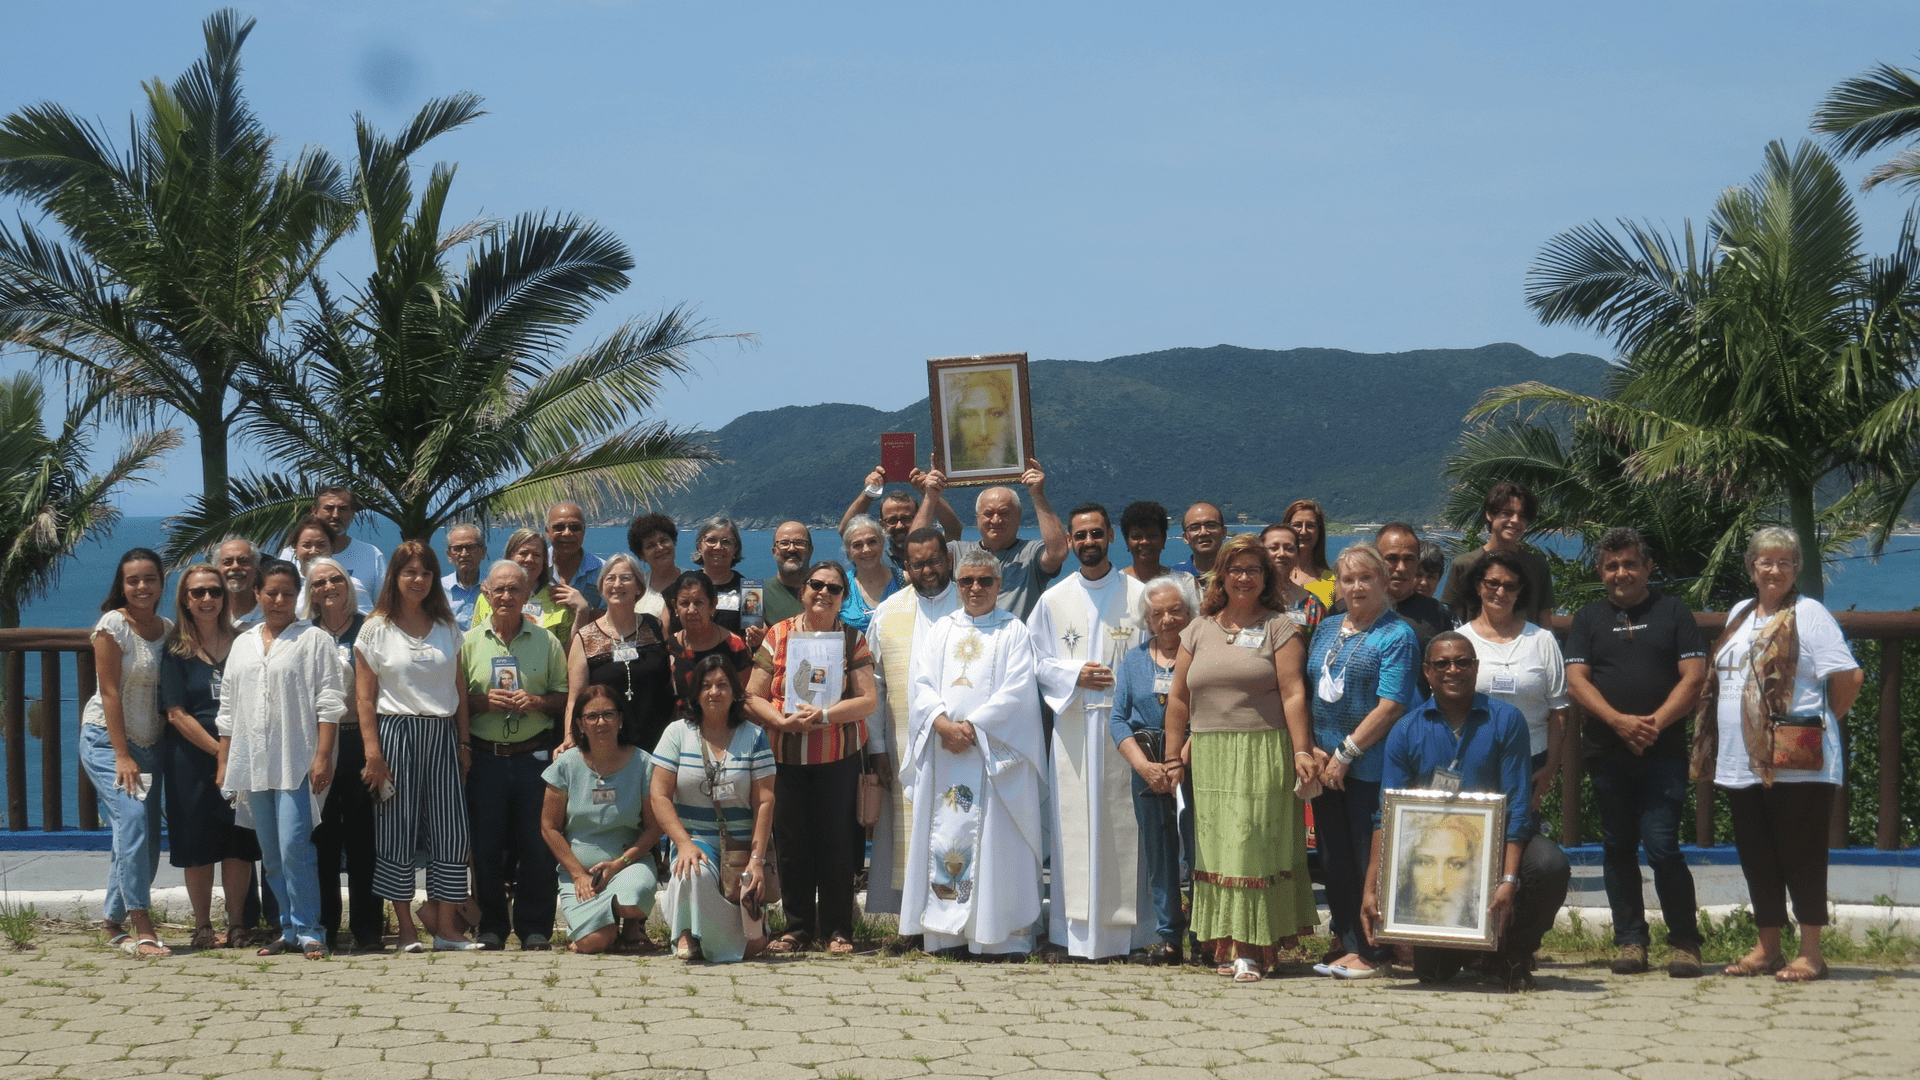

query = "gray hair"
[216,535,257,560]
[1744,526,1802,574]
[1334,541,1388,583]
[486,559,532,589]
[1139,575,1195,622]
[954,547,1001,580]
[445,522,483,543]
[597,551,646,596]
[297,556,359,621]
[695,517,744,567]
[1417,540,1445,578]
[842,514,885,549]
[1595,526,1653,566]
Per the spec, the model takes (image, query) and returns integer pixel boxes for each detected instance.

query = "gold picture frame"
[926,353,1034,487]
[1376,789,1508,950]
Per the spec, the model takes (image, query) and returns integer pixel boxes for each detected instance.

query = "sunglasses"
[548,522,584,533]
[311,576,347,589]
[956,575,997,589]
[1426,657,1479,671]
[805,579,846,596]
[187,586,226,599]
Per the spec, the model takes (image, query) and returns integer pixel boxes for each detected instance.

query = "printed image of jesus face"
[944,370,1017,473]
[1395,812,1482,929]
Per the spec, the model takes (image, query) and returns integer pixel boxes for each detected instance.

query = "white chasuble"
[1029,569,1153,958]
[901,609,1045,951]
[864,582,959,915]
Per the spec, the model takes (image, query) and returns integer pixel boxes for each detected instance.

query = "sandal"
[122,937,171,958]
[1724,951,1786,977]
[1216,962,1236,977]
[765,933,808,955]
[301,939,328,960]
[1776,957,1828,983]
[1232,958,1263,982]
[190,925,218,950]
[827,936,855,956]
[256,940,290,956]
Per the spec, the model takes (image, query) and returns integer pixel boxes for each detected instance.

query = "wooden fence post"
[1879,639,1904,851]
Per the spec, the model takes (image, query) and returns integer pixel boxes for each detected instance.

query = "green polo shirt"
[460,617,567,744]
[764,577,808,624]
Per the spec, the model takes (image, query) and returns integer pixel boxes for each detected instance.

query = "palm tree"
[0,9,352,522]
[1472,140,1920,600]
[1815,56,1920,191]
[161,100,734,558]
[1443,415,1863,611]
[0,372,178,630]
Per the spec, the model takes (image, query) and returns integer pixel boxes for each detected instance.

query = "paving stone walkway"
[0,930,1915,1080]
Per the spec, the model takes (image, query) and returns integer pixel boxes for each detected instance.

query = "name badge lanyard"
[1431,712,1482,795]
[611,622,643,702]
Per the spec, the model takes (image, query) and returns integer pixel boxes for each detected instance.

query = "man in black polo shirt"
[1563,527,1708,978]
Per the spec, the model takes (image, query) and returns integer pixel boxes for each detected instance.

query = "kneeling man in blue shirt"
[1362,631,1571,991]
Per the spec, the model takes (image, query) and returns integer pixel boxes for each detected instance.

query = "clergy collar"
[961,607,1012,628]
[1076,565,1117,587]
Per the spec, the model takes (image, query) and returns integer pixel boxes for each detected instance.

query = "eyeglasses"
[881,515,915,527]
[956,575,997,589]
[1426,657,1479,670]
[447,543,484,555]
[1224,565,1265,579]
[806,579,846,596]
[1753,558,1796,573]
[187,586,226,599]
[580,710,620,724]
[906,560,947,572]
[548,522,584,533]
[1183,520,1224,534]
[1478,578,1521,594]
[311,576,347,590]
[487,585,527,597]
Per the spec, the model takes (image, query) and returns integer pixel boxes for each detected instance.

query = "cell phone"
[374,779,396,802]
[118,773,152,802]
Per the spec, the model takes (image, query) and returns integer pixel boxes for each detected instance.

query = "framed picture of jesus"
[926,353,1034,487]
[1375,789,1508,950]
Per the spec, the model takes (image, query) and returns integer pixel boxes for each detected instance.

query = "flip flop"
[1723,953,1786,977]
[123,937,171,958]
[827,936,856,956]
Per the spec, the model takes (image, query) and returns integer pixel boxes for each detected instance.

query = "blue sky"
[4,1,1917,513]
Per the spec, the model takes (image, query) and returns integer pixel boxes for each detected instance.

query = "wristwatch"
[1499,874,1520,887]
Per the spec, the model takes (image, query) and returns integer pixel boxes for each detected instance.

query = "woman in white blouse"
[214,563,348,958]
[77,548,173,957]
[354,540,479,951]
[1455,549,1570,810]
[1700,527,1863,983]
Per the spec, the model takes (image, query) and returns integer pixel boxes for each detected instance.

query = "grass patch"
[0,900,40,950]
[1539,906,1920,966]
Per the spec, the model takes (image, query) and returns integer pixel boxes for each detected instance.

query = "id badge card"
[521,602,544,621]
[711,781,737,801]
[1430,765,1462,794]
[590,785,618,805]
[1234,627,1265,650]
[1152,673,1173,697]
[209,673,223,702]
[1489,673,1518,694]
[716,592,741,612]
[612,644,639,663]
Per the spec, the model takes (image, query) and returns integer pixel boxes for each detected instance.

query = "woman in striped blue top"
[649,654,776,962]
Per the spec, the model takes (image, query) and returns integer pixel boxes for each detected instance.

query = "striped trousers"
[370,714,471,903]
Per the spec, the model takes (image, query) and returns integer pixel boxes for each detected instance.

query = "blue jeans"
[1131,780,1188,946]
[1587,753,1701,949]
[79,724,163,923]
[1312,777,1390,965]
[467,751,558,943]
[248,780,325,948]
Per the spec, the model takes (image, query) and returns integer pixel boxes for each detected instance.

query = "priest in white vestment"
[901,551,1047,957]
[1029,503,1155,959]
[864,529,961,916]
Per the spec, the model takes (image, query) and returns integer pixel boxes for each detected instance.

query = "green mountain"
[653,343,1611,528]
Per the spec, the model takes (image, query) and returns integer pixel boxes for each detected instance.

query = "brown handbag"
[1770,714,1825,772]
[702,736,781,905]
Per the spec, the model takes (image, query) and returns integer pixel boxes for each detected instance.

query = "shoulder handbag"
[700,735,781,905]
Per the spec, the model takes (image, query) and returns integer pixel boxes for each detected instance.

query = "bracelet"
[1333,743,1358,765]
[1499,874,1520,887]
[1341,736,1363,758]
[1293,750,1313,759]
[863,484,885,498]
[749,855,766,863]
[617,853,631,868]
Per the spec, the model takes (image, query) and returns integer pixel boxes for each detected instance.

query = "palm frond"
[1814,58,1920,165]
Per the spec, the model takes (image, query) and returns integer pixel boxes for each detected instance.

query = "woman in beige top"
[1165,534,1317,982]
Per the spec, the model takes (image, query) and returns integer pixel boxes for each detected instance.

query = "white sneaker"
[434,935,483,951]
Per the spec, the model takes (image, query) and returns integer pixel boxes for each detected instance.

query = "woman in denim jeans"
[1107,577,1194,965]
[77,548,174,957]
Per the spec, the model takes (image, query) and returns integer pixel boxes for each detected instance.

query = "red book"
[879,432,916,484]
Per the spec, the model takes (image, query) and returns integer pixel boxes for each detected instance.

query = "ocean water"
[7,518,1920,829]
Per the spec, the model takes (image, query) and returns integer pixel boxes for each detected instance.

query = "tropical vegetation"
[1453,140,1920,601]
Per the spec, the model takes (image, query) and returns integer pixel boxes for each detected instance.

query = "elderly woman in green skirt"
[1164,534,1319,982]
[540,683,662,953]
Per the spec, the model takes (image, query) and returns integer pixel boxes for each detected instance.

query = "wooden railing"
[1546,610,1920,851]
[0,628,96,833]
[4,613,1918,846]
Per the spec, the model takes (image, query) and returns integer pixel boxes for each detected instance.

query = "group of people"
[78,470,1861,988]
